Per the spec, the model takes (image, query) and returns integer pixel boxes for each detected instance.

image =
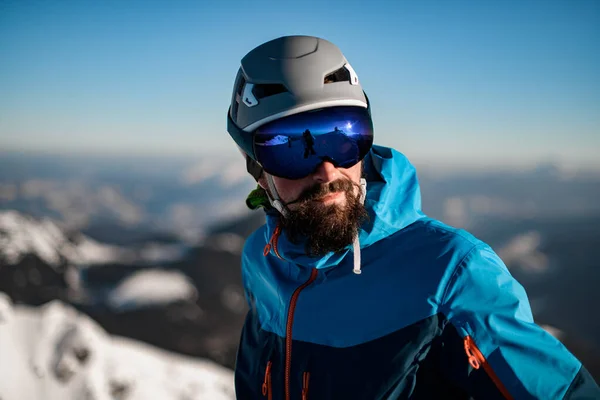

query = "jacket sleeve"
[439,244,600,399]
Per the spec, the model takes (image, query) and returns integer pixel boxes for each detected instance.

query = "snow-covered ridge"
[0,211,187,268]
[107,269,199,312]
[0,294,234,400]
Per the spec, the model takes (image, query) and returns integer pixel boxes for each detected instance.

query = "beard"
[279,178,368,257]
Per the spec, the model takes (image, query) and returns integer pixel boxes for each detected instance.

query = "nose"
[312,161,340,183]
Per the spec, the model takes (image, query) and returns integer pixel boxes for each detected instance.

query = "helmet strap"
[266,174,289,218]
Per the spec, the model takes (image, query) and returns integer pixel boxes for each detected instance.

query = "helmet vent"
[252,84,288,100]
[232,73,247,121]
[324,66,351,84]
[235,75,246,96]
[232,100,239,121]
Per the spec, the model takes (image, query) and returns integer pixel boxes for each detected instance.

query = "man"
[226,35,599,399]
[302,129,316,159]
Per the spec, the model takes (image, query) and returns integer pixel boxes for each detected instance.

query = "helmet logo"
[242,83,258,107]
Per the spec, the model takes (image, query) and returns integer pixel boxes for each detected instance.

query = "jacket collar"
[261,145,425,269]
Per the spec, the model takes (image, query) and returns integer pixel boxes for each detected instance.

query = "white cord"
[353,178,367,275]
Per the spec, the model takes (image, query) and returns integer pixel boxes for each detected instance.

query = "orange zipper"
[263,224,283,259]
[285,268,318,400]
[464,336,513,400]
[262,361,272,400]
[302,371,310,400]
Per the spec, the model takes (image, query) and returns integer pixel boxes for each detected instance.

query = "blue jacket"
[235,145,599,399]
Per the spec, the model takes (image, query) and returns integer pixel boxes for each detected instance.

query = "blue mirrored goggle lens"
[254,106,374,179]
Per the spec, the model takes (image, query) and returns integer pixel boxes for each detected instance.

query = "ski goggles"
[229,106,374,180]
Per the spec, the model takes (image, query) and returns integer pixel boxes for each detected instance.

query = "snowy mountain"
[0,210,187,268]
[0,210,192,307]
[0,294,235,400]
[0,209,265,370]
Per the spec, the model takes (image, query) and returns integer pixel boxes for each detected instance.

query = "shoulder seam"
[440,242,487,307]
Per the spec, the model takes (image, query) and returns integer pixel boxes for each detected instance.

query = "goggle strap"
[246,156,263,181]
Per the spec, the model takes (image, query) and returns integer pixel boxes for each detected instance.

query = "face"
[259,161,368,257]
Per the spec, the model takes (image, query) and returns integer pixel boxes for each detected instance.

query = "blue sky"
[1,0,599,169]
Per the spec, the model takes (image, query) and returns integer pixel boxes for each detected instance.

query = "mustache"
[286,179,358,205]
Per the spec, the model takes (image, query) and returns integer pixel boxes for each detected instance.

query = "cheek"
[272,177,308,203]
[347,162,363,183]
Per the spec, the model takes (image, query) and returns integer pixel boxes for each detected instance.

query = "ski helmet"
[226,35,373,180]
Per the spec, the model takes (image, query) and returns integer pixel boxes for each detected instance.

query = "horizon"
[1,146,599,176]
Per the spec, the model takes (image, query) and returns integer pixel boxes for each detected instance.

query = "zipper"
[262,361,272,400]
[263,224,283,259]
[301,371,310,400]
[285,268,318,400]
[463,336,513,400]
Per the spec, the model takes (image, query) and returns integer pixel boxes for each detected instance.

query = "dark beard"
[280,178,368,257]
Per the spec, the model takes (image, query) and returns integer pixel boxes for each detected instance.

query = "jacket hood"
[263,145,425,269]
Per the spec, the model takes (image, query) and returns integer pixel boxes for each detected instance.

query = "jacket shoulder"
[383,217,486,274]
[374,218,489,306]
[407,218,484,250]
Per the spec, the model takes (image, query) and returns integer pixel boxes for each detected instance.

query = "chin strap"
[265,174,289,218]
[352,178,367,275]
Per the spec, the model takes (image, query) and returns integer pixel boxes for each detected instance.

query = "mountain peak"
[0,211,185,268]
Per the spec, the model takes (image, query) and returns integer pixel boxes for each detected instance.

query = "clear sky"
[1,0,599,169]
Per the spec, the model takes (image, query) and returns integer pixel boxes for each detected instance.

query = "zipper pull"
[263,224,281,258]
[302,371,310,400]
[263,242,272,256]
[263,224,282,258]
[463,336,514,399]
[463,336,481,369]
[262,361,272,398]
